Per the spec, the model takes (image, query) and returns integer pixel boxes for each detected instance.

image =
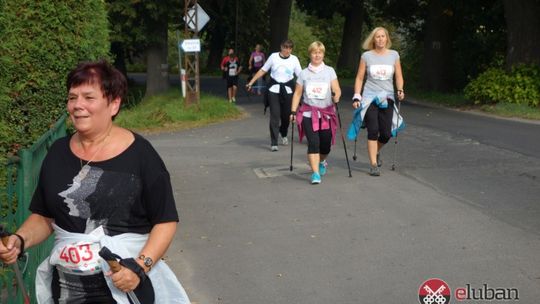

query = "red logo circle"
[418,278,451,304]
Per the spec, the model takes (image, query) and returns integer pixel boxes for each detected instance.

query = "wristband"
[290,111,296,115]
[352,93,361,102]
[397,90,404,93]
[13,233,25,259]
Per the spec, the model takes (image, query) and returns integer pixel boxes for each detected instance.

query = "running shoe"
[319,160,328,176]
[271,145,279,152]
[281,136,289,146]
[232,97,236,103]
[311,172,321,184]
[376,153,382,167]
[369,165,380,176]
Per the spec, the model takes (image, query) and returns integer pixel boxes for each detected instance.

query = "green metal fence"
[1,114,67,303]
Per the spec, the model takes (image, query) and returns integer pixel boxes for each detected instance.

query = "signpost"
[182,0,210,105]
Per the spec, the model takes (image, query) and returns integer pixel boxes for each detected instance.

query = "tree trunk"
[111,41,127,78]
[337,0,364,71]
[503,0,540,70]
[421,0,454,92]
[203,0,228,71]
[145,17,170,97]
[268,0,292,52]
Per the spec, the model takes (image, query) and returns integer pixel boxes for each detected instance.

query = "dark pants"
[268,91,292,145]
[364,100,394,144]
[302,117,332,154]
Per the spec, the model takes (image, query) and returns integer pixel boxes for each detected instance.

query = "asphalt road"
[138,75,540,304]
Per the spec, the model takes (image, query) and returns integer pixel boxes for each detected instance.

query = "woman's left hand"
[110,266,141,293]
[397,90,405,101]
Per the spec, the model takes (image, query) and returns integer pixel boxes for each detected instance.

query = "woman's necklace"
[78,124,113,170]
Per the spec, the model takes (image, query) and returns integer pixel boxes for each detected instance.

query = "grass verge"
[408,89,540,121]
[115,89,245,133]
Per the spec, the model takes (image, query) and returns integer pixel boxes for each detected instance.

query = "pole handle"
[1,236,9,246]
[106,260,122,273]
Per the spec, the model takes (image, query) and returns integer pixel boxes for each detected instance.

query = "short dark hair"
[281,39,294,49]
[66,60,127,104]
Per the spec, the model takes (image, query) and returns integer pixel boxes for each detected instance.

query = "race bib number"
[254,55,263,63]
[306,82,329,99]
[369,64,394,80]
[228,63,237,76]
[51,242,102,274]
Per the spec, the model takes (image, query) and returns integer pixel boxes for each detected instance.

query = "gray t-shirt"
[297,65,337,109]
[362,50,399,94]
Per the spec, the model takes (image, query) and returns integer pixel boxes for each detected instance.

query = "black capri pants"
[302,116,333,154]
[364,99,394,144]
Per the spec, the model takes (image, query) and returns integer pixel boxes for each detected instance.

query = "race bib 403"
[51,242,102,274]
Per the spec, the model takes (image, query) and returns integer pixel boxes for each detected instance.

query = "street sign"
[181,39,201,52]
[184,3,210,32]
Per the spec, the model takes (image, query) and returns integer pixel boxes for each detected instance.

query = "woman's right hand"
[0,235,22,265]
[352,101,360,109]
[289,114,296,122]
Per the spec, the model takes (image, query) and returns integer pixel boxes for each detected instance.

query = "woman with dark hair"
[0,60,190,303]
[246,39,302,152]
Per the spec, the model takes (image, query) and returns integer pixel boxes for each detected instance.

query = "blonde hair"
[308,41,326,55]
[362,27,392,50]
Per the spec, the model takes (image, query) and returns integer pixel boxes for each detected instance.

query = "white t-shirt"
[261,52,302,94]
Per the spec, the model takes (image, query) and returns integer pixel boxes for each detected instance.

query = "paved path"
[143,77,540,304]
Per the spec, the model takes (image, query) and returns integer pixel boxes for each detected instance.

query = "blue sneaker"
[311,172,321,184]
[319,160,328,176]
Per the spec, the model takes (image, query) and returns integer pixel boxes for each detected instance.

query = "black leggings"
[364,100,394,144]
[268,91,292,145]
[302,117,332,154]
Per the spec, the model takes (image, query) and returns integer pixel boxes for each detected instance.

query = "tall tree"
[107,0,182,97]
[336,0,364,70]
[420,0,455,91]
[503,0,540,69]
[296,0,365,71]
[201,0,268,72]
[202,0,230,71]
[268,0,293,52]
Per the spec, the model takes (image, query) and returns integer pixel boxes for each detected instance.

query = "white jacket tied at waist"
[36,224,190,304]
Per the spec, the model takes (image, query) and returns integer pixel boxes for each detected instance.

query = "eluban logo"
[455,284,519,301]
[418,278,451,304]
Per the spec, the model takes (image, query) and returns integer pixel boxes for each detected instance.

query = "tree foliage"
[106,0,182,96]
[0,0,110,158]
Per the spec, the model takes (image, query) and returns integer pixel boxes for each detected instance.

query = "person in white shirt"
[247,39,302,151]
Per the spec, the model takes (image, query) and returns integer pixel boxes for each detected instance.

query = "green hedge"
[0,0,110,162]
[464,65,540,107]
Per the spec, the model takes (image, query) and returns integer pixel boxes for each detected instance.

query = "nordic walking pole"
[290,118,294,171]
[0,225,31,304]
[335,103,352,177]
[391,100,402,171]
[99,247,142,304]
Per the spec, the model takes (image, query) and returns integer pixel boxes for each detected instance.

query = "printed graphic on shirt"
[368,64,394,81]
[273,65,294,83]
[254,55,263,63]
[58,165,141,234]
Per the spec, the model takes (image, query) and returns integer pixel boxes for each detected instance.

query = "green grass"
[480,102,540,120]
[115,89,244,133]
[408,89,540,121]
